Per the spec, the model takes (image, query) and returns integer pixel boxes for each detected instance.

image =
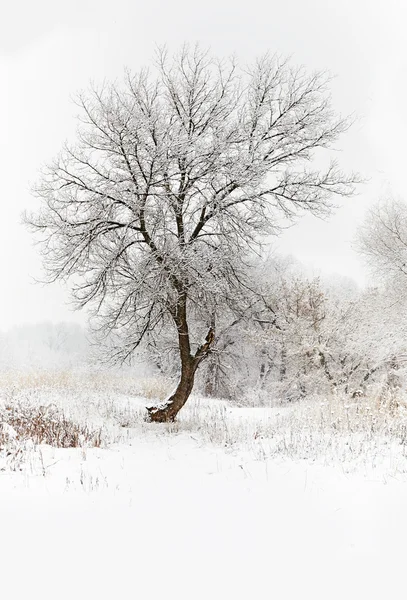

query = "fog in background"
[1,0,406,330]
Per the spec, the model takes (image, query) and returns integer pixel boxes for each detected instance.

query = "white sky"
[1,0,407,328]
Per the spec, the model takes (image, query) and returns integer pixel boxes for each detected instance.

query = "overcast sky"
[1,0,406,328]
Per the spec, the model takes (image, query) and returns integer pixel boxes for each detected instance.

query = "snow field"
[1,374,407,598]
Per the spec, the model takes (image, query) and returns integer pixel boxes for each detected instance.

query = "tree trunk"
[280,344,287,381]
[204,359,216,397]
[146,290,215,421]
[146,357,197,422]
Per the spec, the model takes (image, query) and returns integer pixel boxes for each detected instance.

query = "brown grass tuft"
[0,402,102,448]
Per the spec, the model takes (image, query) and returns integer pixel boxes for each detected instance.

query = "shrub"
[0,401,102,448]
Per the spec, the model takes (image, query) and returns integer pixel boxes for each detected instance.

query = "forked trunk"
[146,358,197,422]
[146,292,214,422]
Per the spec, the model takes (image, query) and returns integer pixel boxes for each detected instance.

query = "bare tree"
[357,198,407,282]
[26,45,356,421]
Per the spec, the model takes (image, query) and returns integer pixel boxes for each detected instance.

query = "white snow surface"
[1,392,407,599]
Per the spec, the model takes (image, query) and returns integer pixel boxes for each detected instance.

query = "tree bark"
[146,356,198,422]
[204,359,217,397]
[146,293,215,421]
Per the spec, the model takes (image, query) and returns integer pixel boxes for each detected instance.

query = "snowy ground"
[1,377,407,599]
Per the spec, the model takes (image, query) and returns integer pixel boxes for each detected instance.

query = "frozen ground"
[1,377,407,599]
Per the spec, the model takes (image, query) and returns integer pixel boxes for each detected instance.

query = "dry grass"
[138,376,172,401]
[2,368,407,475]
[164,390,407,473]
[0,401,102,448]
[0,370,77,391]
[0,369,172,399]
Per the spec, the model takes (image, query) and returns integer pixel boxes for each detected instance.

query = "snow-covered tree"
[26,45,356,421]
[357,198,407,284]
[199,265,407,404]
